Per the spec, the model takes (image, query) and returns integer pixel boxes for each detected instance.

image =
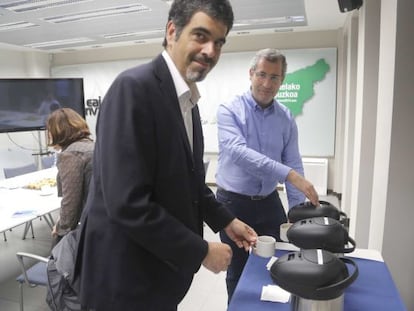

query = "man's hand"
[224,218,257,251]
[202,242,232,274]
[51,224,58,238]
[287,169,320,206]
[202,219,256,274]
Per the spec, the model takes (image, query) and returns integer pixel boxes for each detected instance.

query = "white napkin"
[262,256,290,303]
[261,285,291,303]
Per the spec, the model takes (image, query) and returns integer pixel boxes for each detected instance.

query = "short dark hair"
[162,0,234,47]
[47,108,91,149]
[250,48,288,79]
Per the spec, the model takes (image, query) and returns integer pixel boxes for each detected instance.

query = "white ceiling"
[0,0,350,53]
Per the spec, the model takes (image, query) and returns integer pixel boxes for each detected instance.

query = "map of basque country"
[276,58,330,116]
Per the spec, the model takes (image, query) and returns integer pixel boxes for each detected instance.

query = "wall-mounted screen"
[0,78,85,133]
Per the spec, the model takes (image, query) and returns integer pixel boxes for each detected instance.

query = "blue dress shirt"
[216,90,305,208]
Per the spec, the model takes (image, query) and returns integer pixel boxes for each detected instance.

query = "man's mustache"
[193,55,214,65]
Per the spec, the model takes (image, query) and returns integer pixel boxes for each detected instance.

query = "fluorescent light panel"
[0,0,91,13]
[103,29,164,39]
[234,16,305,27]
[43,4,151,24]
[0,21,37,31]
[24,37,93,48]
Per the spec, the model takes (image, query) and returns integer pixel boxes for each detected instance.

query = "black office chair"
[3,163,38,240]
[3,162,37,179]
[16,252,49,311]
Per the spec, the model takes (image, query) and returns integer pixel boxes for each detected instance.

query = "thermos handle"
[339,211,350,229]
[316,257,359,294]
[343,236,356,253]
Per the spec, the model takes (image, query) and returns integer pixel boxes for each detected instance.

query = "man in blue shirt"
[216,48,320,302]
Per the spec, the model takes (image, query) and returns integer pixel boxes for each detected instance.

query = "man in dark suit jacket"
[74,1,257,310]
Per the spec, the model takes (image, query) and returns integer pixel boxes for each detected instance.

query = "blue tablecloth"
[228,250,406,311]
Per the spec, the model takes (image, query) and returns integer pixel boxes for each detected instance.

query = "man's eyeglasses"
[254,71,282,84]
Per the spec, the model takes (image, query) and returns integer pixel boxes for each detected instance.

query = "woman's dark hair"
[162,0,234,47]
[47,108,91,149]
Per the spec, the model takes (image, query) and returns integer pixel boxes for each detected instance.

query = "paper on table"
[261,285,290,303]
[12,210,36,217]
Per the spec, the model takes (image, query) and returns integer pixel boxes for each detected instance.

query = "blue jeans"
[216,188,287,303]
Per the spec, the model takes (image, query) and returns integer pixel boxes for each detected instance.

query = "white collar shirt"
[162,50,200,152]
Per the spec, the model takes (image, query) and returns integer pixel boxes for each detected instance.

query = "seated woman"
[46,108,94,247]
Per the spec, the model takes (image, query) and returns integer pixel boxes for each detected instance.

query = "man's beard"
[186,54,214,82]
[186,68,208,82]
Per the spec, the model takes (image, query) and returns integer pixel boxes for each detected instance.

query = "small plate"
[40,191,54,196]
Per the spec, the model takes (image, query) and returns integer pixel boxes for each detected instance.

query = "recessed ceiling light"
[234,16,306,27]
[24,37,93,48]
[0,0,91,13]
[103,29,164,39]
[43,4,151,24]
[0,21,38,32]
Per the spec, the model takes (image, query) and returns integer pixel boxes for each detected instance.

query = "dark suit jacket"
[74,54,234,310]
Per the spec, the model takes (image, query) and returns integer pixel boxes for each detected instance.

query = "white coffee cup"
[280,222,293,242]
[253,235,276,258]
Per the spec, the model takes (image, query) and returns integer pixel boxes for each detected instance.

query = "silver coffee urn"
[270,249,358,311]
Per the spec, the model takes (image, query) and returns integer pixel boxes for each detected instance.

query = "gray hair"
[162,0,234,47]
[250,48,287,78]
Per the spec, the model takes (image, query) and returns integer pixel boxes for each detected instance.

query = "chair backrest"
[41,155,55,169]
[3,163,37,179]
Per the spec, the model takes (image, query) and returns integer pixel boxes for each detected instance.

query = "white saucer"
[40,191,54,196]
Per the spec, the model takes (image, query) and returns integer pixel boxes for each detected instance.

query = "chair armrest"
[16,252,49,285]
[16,252,49,263]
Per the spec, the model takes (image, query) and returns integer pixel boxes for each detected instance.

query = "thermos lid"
[286,217,356,253]
[288,201,347,223]
[270,249,358,300]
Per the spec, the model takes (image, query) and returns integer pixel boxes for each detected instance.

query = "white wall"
[378,0,414,309]
[0,49,50,78]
